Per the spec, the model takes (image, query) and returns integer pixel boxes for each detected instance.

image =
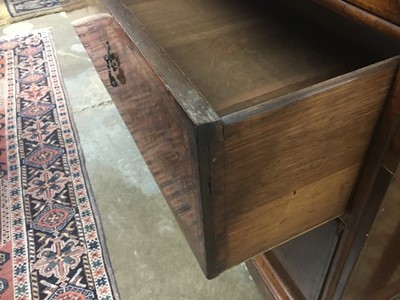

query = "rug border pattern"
[1,29,119,300]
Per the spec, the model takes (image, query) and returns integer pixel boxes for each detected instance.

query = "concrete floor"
[1,13,264,300]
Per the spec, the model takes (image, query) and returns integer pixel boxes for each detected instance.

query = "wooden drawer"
[346,0,400,26]
[71,0,400,278]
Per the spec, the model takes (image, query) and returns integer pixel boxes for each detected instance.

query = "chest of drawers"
[69,0,400,285]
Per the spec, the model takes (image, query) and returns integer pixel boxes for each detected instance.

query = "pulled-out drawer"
[72,0,400,278]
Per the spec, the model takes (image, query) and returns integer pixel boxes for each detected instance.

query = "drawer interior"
[122,0,379,116]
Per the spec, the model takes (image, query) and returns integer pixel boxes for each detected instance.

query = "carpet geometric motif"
[24,144,64,169]
[0,250,10,266]
[31,203,75,234]
[0,277,8,294]
[0,30,118,299]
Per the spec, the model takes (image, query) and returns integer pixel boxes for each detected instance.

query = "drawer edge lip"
[343,0,400,26]
[196,122,226,279]
[311,0,400,40]
[99,0,220,126]
[221,56,400,125]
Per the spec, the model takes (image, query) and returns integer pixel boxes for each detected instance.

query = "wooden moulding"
[346,0,400,26]
[246,253,305,300]
[73,0,400,278]
[311,0,400,41]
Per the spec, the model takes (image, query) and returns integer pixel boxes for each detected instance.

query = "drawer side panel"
[222,60,398,268]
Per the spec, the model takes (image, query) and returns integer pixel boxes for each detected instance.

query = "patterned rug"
[0,30,119,299]
[0,0,80,26]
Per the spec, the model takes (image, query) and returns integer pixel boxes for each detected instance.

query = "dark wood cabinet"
[68,0,400,297]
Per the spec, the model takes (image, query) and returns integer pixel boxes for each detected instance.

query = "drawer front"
[346,0,400,25]
[72,12,222,278]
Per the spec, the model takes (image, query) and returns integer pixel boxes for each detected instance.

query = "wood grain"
[70,0,400,280]
[122,0,375,116]
[271,221,341,300]
[246,254,305,300]
[248,172,400,299]
[346,0,400,26]
[246,259,277,300]
[311,0,400,40]
[73,14,224,278]
[223,60,397,267]
[341,171,400,299]
[321,63,400,300]
[79,0,219,125]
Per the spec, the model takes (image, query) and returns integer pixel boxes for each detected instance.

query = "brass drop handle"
[108,70,118,87]
[104,41,119,87]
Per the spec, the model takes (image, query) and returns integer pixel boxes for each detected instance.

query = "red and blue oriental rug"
[0,30,119,300]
